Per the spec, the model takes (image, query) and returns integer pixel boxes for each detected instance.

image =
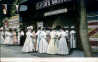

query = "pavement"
[0,44,98,58]
[0,44,85,58]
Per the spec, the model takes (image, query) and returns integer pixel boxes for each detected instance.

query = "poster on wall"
[88,17,98,52]
[8,16,20,29]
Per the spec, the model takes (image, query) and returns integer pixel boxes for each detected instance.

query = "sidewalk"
[0,45,85,57]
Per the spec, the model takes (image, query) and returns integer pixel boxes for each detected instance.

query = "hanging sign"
[88,20,98,42]
[19,5,28,11]
[88,20,98,52]
[36,0,71,10]
[8,16,20,29]
[44,8,68,16]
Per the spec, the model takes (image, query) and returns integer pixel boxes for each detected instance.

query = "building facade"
[19,0,98,51]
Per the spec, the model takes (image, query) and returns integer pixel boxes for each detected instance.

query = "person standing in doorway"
[70,26,77,49]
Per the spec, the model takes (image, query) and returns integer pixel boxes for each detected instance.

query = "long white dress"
[58,31,69,55]
[22,31,34,52]
[0,31,4,44]
[70,30,76,48]
[36,30,41,51]
[39,31,48,53]
[47,31,58,54]
[4,31,13,44]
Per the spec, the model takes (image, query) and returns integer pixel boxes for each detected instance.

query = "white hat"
[27,26,31,29]
[65,30,69,32]
[64,26,69,28]
[71,26,75,28]
[30,26,33,29]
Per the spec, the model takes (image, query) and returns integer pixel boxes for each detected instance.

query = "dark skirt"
[20,36,25,46]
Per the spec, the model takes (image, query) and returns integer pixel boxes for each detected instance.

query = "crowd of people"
[0,27,19,45]
[0,25,77,55]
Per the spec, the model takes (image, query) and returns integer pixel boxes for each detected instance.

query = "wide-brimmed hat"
[65,30,69,32]
[29,26,33,29]
[71,26,75,28]
[27,26,31,29]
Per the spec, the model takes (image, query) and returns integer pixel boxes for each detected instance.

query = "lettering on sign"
[36,0,71,9]
[8,16,20,29]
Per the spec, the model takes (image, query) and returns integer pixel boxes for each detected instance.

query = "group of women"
[22,26,77,55]
[0,25,76,55]
[0,27,19,45]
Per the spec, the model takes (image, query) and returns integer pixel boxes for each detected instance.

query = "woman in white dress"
[4,29,13,45]
[70,26,76,49]
[47,29,58,54]
[22,27,34,52]
[58,28,69,55]
[38,28,48,53]
[36,27,41,52]
[0,28,4,44]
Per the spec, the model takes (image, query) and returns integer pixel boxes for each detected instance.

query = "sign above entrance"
[19,5,28,11]
[36,0,71,10]
[44,8,68,16]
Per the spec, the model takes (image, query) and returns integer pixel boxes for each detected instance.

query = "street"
[0,44,86,58]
